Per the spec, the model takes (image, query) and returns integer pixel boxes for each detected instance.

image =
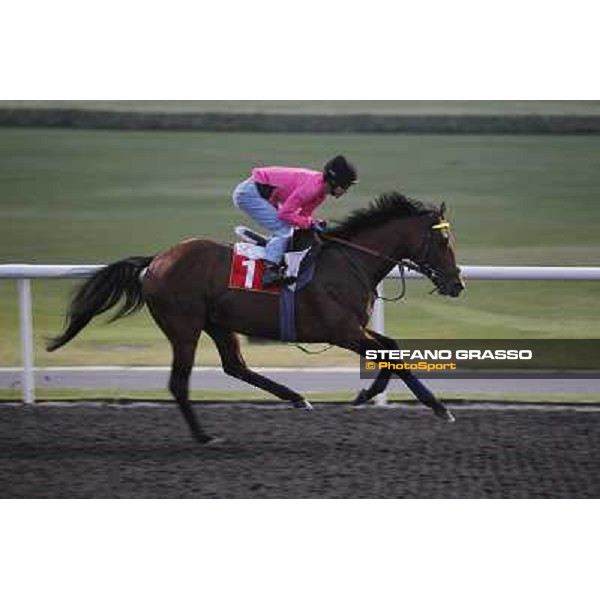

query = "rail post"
[371,283,387,406]
[17,278,35,404]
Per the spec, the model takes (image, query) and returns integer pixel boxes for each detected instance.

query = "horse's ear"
[440,202,446,217]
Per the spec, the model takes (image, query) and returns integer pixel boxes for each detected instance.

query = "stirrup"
[261,263,284,287]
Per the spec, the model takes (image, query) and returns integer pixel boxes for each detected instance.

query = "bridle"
[409,220,462,295]
[317,216,459,301]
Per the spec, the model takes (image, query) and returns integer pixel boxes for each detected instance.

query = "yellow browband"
[432,221,451,230]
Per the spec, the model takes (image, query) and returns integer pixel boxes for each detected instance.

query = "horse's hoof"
[352,389,371,407]
[194,432,223,445]
[291,398,313,410]
[201,436,226,447]
[433,405,455,423]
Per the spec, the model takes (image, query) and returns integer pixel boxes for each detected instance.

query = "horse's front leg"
[338,329,455,422]
[353,369,392,406]
[347,327,395,406]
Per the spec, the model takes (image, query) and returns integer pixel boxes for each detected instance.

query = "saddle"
[230,227,322,341]
[231,226,319,292]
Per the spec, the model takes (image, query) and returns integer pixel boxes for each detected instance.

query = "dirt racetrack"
[1,402,598,498]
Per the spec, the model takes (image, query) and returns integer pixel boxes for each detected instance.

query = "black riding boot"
[261,260,284,288]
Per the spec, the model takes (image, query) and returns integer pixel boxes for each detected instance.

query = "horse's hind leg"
[169,336,215,443]
[206,324,312,409]
[147,305,214,443]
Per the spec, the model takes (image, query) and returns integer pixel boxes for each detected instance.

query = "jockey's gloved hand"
[311,220,327,233]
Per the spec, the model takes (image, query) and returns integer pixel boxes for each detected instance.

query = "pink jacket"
[252,166,327,229]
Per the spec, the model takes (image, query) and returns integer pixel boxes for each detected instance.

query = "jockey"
[232,155,358,287]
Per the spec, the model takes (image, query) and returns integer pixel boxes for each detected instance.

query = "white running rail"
[2,264,600,405]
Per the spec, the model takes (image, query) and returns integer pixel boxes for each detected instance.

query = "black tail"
[47,256,154,352]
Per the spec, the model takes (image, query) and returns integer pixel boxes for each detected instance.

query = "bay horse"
[47,192,465,443]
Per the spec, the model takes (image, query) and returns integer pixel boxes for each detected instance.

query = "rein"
[319,232,405,267]
[317,232,422,302]
[318,219,454,300]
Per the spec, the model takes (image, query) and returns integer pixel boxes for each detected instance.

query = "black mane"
[329,191,436,238]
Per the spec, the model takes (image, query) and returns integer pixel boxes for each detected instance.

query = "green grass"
[1,128,599,368]
[3,100,600,115]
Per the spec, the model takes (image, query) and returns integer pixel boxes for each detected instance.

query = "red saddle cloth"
[228,243,281,294]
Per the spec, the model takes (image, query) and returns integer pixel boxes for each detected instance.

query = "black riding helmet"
[323,155,358,190]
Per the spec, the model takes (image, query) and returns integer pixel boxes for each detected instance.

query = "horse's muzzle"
[436,270,466,297]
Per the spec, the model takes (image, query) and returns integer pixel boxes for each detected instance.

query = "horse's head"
[408,203,465,297]
[327,192,465,297]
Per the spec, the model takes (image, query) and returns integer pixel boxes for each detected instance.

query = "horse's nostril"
[444,279,464,297]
